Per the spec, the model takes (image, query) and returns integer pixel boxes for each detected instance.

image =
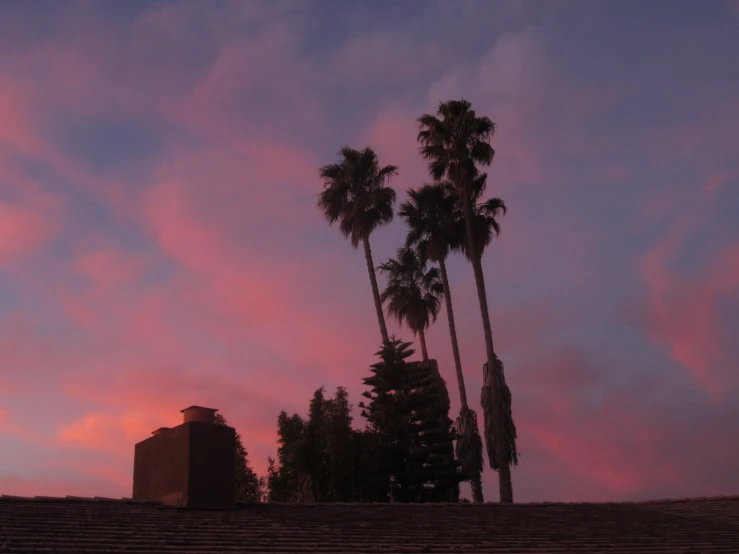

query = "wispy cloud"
[0,0,737,502]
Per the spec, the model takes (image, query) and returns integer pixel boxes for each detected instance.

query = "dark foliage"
[481,358,519,469]
[267,387,364,502]
[214,413,264,502]
[379,247,444,361]
[360,339,462,502]
[317,146,397,249]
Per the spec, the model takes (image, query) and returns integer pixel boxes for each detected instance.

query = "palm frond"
[454,407,484,480]
[417,99,496,187]
[470,174,487,203]
[317,146,397,249]
[443,183,506,260]
[470,141,495,165]
[481,357,518,470]
[400,183,463,264]
[379,247,444,335]
[479,197,507,218]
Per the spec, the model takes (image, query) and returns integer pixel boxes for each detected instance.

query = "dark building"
[132,405,236,510]
[1,406,738,553]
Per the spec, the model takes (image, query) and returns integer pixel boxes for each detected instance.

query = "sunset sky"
[1,0,738,503]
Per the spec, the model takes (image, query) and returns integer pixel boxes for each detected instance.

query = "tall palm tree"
[417,99,515,503]
[378,247,443,362]
[318,146,398,345]
[400,183,485,503]
[447,174,519,491]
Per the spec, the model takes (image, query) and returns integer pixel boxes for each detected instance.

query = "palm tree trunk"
[440,257,485,504]
[438,257,468,411]
[417,328,429,362]
[461,181,513,504]
[470,471,484,504]
[362,234,390,345]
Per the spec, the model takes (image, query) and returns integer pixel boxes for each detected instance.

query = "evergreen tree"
[214,412,263,502]
[415,359,461,502]
[350,428,390,503]
[306,388,331,501]
[324,387,355,501]
[267,387,359,503]
[360,339,462,502]
[266,457,284,502]
[401,182,486,502]
[270,411,309,502]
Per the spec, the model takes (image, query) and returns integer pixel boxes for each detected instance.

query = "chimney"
[132,406,235,509]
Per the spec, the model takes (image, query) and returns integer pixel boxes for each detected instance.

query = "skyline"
[1,0,738,503]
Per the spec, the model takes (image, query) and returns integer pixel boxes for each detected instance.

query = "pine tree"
[213,413,263,502]
[270,411,309,502]
[267,387,358,503]
[360,338,462,502]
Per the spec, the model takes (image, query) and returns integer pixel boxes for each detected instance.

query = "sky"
[0,0,738,504]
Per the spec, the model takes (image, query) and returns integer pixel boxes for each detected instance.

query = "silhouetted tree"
[401,182,485,502]
[267,387,358,503]
[214,413,263,502]
[268,411,309,502]
[266,457,283,501]
[350,428,390,502]
[379,247,444,362]
[324,387,355,501]
[418,99,517,502]
[305,386,358,502]
[318,147,398,345]
[415,358,461,502]
[446,175,519,483]
[305,388,330,501]
[360,339,461,502]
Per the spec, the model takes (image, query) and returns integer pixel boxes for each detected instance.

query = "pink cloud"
[135,172,377,373]
[57,365,313,477]
[0,203,54,263]
[509,345,739,501]
[525,424,644,494]
[0,409,28,437]
[362,108,427,191]
[635,219,738,399]
[58,411,156,454]
[0,476,122,499]
[74,249,146,292]
[0,77,48,155]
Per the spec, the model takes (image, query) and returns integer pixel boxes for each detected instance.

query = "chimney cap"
[180,406,218,424]
[180,405,218,414]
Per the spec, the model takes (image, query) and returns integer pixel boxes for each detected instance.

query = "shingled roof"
[1,494,738,553]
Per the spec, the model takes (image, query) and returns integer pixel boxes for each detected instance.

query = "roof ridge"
[2,494,738,505]
[0,495,162,505]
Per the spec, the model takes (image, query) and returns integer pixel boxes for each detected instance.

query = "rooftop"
[2,494,739,553]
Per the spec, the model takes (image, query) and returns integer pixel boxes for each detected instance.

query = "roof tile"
[1,495,738,552]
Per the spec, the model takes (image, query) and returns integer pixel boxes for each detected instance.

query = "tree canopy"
[360,339,462,502]
[214,412,264,502]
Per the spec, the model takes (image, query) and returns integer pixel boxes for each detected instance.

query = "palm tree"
[449,174,506,260]
[399,183,485,503]
[378,247,443,362]
[318,147,398,345]
[417,98,515,503]
[448,174,519,494]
